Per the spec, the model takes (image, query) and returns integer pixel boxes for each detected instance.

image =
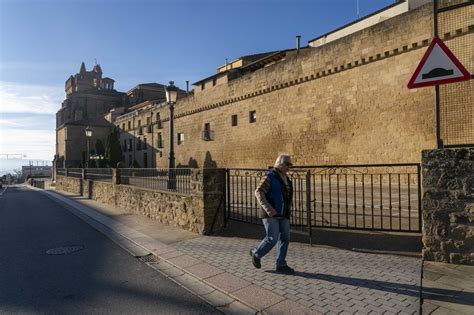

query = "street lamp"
[85,126,93,168]
[165,81,179,189]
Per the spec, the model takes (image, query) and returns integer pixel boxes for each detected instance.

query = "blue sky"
[0,0,394,161]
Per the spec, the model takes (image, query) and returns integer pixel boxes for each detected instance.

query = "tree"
[95,139,107,168]
[105,128,123,168]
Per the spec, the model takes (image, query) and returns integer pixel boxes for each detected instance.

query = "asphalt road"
[0,186,220,314]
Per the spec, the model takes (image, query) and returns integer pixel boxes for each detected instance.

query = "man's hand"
[267,208,277,217]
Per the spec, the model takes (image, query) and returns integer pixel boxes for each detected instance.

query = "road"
[0,186,220,314]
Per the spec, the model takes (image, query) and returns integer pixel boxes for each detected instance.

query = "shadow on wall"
[178,157,199,168]
[204,151,217,168]
[177,152,217,169]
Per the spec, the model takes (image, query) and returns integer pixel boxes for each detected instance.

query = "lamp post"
[165,81,178,189]
[85,126,93,168]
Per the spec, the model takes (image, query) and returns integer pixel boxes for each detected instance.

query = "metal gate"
[225,164,421,236]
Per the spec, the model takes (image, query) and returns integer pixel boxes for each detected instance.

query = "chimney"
[296,35,301,54]
[186,80,189,94]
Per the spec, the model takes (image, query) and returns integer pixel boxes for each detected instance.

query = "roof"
[127,83,166,94]
[192,49,300,85]
[59,118,113,128]
[307,0,407,44]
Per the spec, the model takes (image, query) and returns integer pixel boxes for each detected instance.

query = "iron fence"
[68,168,82,178]
[85,168,113,183]
[226,164,421,234]
[120,168,192,194]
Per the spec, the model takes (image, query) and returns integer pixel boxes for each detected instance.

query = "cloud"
[0,81,63,114]
[0,127,55,161]
[0,113,55,130]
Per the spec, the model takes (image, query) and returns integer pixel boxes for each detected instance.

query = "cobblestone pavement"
[175,237,421,314]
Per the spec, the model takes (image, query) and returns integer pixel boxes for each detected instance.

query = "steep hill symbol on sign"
[407,37,470,89]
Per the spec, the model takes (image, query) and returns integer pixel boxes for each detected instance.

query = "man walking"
[250,154,295,274]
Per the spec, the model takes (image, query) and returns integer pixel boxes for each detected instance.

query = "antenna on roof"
[357,0,360,18]
[94,58,98,65]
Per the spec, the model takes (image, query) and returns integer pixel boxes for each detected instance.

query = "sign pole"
[433,0,443,149]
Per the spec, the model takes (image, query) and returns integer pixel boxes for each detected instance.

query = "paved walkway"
[32,186,472,314]
[422,261,474,314]
[175,236,421,314]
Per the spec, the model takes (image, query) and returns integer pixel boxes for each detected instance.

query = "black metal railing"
[85,168,113,183]
[226,164,421,233]
[68,168,82,178]
[120,168,192,194]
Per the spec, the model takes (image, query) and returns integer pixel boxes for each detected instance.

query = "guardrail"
[120,168,192,194]
[55,167,193,194]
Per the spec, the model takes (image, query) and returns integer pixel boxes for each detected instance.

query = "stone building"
[55,63,168,168]
[112,0,471,169]
[115,89,187,168]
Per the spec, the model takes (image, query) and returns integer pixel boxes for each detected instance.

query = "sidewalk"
[422,261,474,314]
[33,186,468,314]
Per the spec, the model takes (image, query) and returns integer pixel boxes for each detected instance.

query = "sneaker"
[276,265,295,274]
[249,249,261,269]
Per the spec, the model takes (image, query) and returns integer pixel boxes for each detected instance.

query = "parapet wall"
[55,169,225,234]
[422,148,474,265]
[152,4,438,168]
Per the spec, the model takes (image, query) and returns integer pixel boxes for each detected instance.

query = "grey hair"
[274,154,292,169]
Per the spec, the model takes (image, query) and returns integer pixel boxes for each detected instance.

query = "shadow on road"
[0,186,219,314]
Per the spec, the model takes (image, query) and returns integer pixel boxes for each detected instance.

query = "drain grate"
[46,245,84,255]
[138,254,160,263]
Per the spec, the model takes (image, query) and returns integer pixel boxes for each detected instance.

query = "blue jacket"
[257,169,293,219]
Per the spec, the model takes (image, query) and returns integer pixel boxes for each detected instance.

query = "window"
[201,82,205,91]
[128,139,133,151]
[128,121,131,130]
[157,133,163,148]
[249,111,256,123]
[156,113,162,129]
[138,119,141,127]
[122,123,125,131]
[138,127,143,135]
[212,78,217,86]
[143,138,147,150]
[147,125,152,133]
[202,123,213,141]
[146,117,151,125]
[177,132,184,145]
[231,115,238,126]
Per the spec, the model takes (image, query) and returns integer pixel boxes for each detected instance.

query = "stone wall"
[55,168,225,234]
[115,4,446,169]
[116,4,473,169]
[56,175,82,195]
[422,148,474,265]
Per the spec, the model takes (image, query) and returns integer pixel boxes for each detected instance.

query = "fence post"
[225,169,230,228]
[112,168,120,185]
[65,168,69,177]
[82,168,86,180]
[306,170,313,246]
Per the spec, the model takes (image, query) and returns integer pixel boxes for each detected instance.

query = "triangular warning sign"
[407,37,470,89]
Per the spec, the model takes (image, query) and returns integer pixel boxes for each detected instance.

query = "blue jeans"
[254,218,290,267]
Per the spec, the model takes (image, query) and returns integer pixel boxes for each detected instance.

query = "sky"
[0,0,394,161]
